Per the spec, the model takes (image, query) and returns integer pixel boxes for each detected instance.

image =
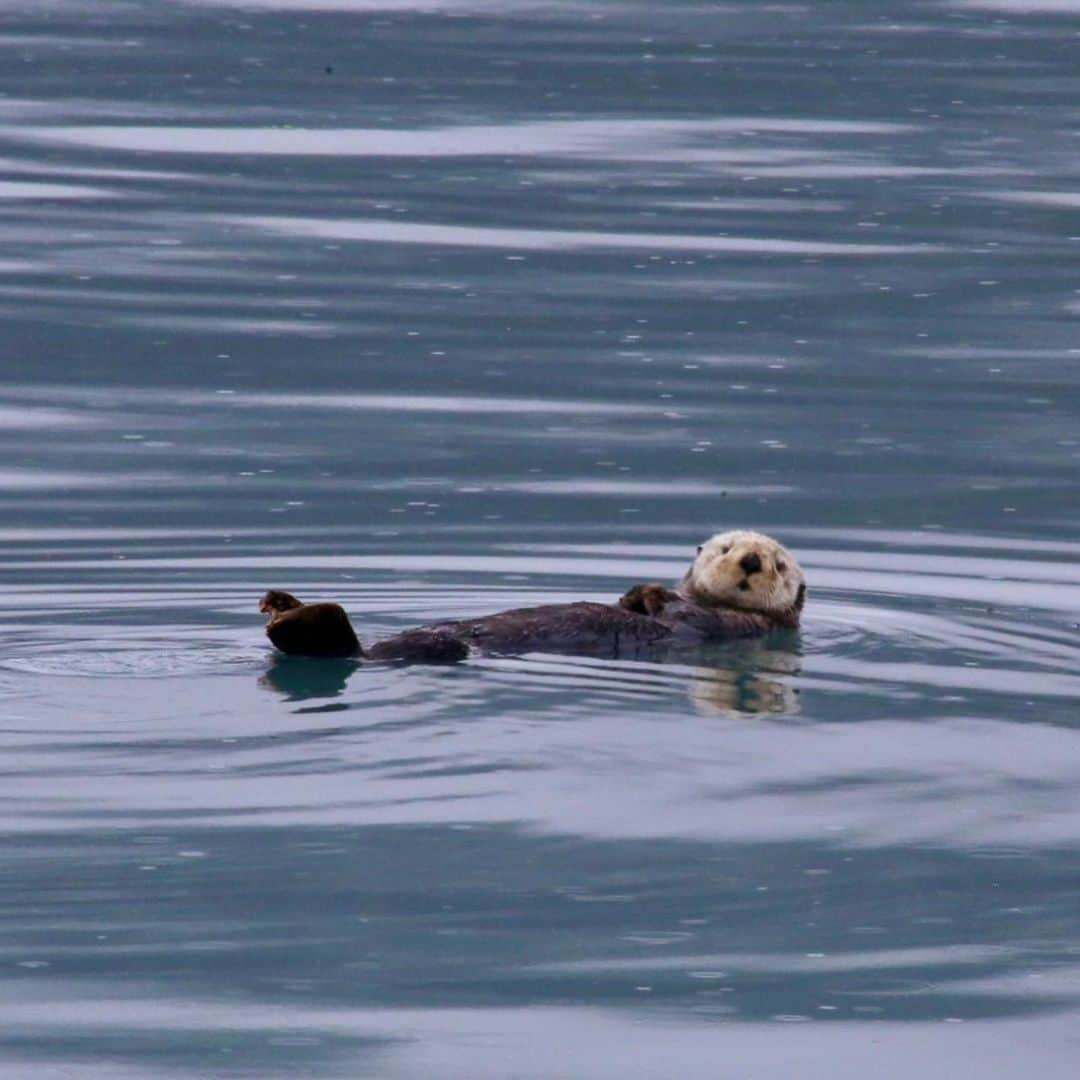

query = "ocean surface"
[2,1,1079,1076]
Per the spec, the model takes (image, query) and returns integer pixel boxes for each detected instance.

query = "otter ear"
[794,583,806,611]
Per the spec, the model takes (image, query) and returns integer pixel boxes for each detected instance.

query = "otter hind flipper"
[264,601,361,658]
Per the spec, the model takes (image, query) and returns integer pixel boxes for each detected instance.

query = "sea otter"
[259,530,805,663]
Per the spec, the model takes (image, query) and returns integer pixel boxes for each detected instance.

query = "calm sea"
[1,1,1079,1076]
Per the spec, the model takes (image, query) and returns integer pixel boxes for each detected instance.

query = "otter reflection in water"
[259,531,805,664]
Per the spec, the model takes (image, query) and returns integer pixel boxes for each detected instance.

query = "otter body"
[260,530,805,663]
[380,596,777,661]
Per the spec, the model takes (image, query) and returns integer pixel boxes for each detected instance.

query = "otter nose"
[739,552,762,575]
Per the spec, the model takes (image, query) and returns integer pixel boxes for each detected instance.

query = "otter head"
[259,590,304,619]
[678,530,805,620]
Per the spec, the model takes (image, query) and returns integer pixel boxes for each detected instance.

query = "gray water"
[2,1,1080,1076]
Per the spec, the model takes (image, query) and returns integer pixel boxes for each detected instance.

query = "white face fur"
[679,530,805,614]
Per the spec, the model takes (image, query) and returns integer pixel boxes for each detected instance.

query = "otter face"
[259,590,303,618]
[679,530,805,616]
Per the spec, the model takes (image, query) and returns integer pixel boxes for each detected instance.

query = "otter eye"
[776,560,787,572]
[721,545,731,555]
[696,545,703,555]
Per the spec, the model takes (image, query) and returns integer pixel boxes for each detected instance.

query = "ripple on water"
[0,641,265,679]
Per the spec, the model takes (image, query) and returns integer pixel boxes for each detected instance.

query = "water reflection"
[260,654,359,700]
[688,641,803,717]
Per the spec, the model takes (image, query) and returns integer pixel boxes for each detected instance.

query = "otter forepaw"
[619,583,679,616]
